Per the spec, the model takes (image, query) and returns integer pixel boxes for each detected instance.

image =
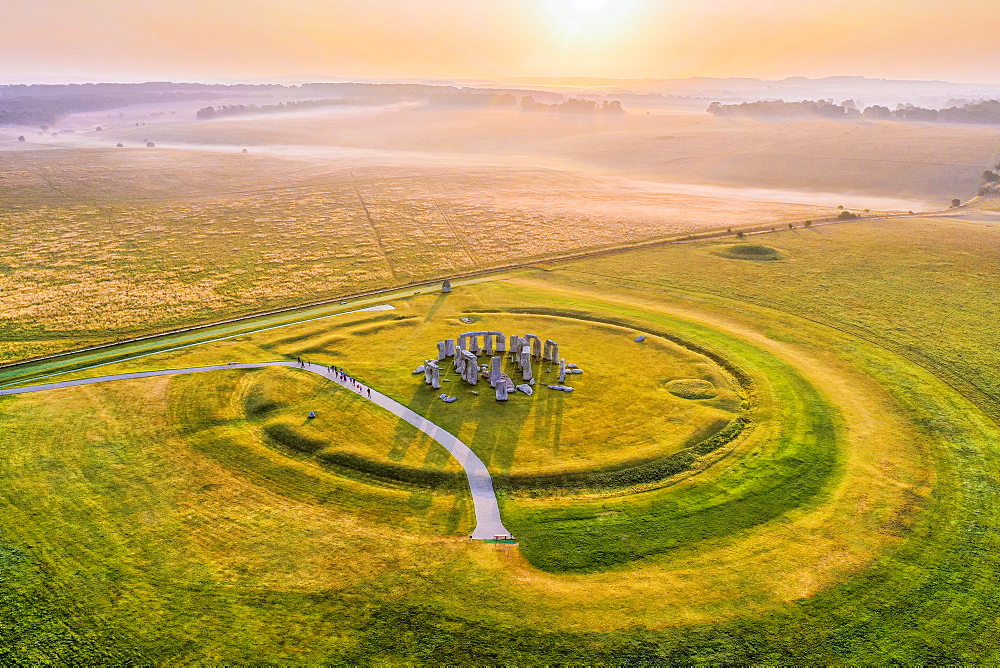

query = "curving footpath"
[0,361,513,541]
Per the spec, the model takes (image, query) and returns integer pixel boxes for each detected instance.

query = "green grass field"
[3,209,1000,661]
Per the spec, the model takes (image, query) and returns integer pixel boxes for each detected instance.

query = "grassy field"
[4,211,1000,661]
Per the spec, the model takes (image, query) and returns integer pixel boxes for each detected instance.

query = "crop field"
[3,106,996,364]
[3,210,1000,662]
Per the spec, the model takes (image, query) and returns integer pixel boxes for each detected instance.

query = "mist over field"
[1,78,999,361]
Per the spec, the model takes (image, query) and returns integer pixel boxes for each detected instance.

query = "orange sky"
[3,0,999,83]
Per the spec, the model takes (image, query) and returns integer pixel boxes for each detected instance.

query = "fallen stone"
[308,410,316,418]
[634,335,646,342]
[567,363,579,369]
[547,384,574,392]
[460,316,473,324]
[569,369,584,374]
[515,384,533,396]
[471,390,479,395]
[413,365,426,374]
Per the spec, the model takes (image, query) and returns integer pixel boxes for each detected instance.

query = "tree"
[983,170,1000,183]
[17,135,25,142]
[116,143,124,148]
[804,220,812,227]
[736,230,745,238]
[788,222,794,229]
[951,198,961,208]
[146,141,155,148]
[838,210,858,220]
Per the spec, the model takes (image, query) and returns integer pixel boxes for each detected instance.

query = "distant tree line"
[707,98,1000,126]
[521,97,626,115]
[0,81,625,127]
[0,83,266,126]
[196,98,353,120]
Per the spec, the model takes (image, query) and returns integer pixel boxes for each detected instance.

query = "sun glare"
[541,0,640,42]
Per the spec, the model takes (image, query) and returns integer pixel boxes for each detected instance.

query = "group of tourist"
[295,357,372,398]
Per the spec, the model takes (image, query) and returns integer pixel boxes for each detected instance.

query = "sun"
[541,0,640,42]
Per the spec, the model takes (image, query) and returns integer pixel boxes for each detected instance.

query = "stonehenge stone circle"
[419,329,581,398]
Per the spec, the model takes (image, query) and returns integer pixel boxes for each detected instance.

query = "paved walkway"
[0,361,513,541]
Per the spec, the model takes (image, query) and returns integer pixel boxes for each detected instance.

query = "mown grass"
[2,222,1000,661]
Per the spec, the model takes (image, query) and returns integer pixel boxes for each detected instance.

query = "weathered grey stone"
[496,382,509,401]
[461,350,479,385]
[489,356,502,387]
[442,279,452,293]
[437,341,447,360]
[413,365,426,374]
[529,335,542,359]
[546,384,574,392]
[483,334,494,356]
[515,384,533,396]
[509,335,521,356]
[443,396,457,403]
[445,339,456,358]
[460,316,473,324]
[499,373,516,392]
[558,358,567,383]
[427,361,441,389]
[519,348,533,380]
[634,335,646,342]
[496,332,506,352]
[469,335,480,354]
[569,369,583,375]
[567,363,578,369]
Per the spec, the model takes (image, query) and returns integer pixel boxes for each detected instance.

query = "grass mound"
[718,244,784,261]
[243,384,285,416]
[262,419,328,454]
[664,378,718,399]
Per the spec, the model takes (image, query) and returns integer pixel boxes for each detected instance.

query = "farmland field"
[2,106,997,364]
[3,210,1000,662]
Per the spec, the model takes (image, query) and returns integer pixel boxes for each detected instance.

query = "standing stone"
[519,349,533,381]
[437,341,448,361]
[495,382,509,401]
[461,350,479,385]
[509,335,521,356]
[489,356,502,387]
[469,334,480,355]
[530,336,542,359]
[442,279,452,293]
[483,334,494,356]
[424,361,435,385]
[454,350,466,376]
[558,358,567,383]
[445,338,456,358]
[496,332,506,353]
[429,362,441,389]
[550,341,559,363]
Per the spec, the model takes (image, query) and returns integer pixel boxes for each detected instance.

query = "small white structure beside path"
[0,360,514,541]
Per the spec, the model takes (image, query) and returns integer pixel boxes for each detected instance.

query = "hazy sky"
[4,0,1000,83]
